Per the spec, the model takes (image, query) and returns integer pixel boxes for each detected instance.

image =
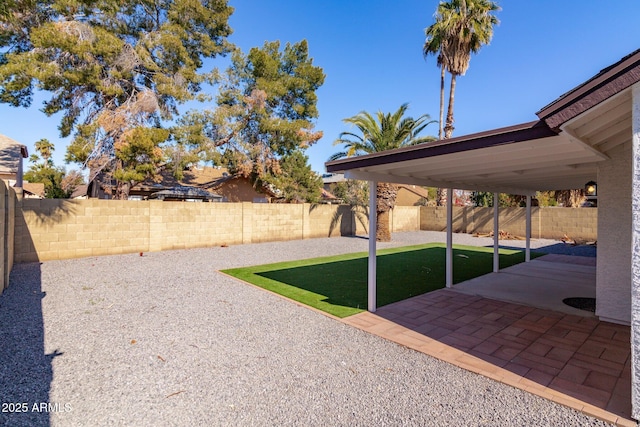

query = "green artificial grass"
[222,243,542,318]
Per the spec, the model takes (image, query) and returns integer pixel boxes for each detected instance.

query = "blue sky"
[2,0,640,175]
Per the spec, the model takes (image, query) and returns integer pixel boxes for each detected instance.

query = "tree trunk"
[375,182,398,242]
[376,209,391,242]
[436,188,447,207]
[114,180,131,200]
[439,63,445,140]
[444,73,457,139]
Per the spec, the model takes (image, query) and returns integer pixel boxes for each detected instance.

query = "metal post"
[368,180,377,312]
[493,192,499,273]
[446,188,453,287]
[525,195,532,262]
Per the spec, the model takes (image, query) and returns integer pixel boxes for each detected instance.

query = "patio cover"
[325,48,640,419]
[324,120,601,196]
[325,49,639,195]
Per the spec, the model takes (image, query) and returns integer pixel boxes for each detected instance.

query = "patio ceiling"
[326,121,603,195]
[325,49,639,196]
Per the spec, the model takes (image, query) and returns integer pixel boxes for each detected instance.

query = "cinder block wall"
[539,207,597,241]
[16,199,152,262]
[306,204,354,238]
[391,206,420,232]
[15,198,598,263]
[251,203,304,243]
[0,183,16,292]
[0,183,7,290]
[5,185,15,287]
[420,206,596,241]
[148,201,243,251]
[16,200,409,262]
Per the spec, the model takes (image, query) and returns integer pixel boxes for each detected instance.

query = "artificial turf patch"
[222,243,541,318]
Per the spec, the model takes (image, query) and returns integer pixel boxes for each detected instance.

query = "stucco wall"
[597,143,632,325]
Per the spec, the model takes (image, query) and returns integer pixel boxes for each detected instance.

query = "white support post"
[525,195,532,262]
[368,180,377,312]
[630,82,640,420]
[493,192,500,273]
[446,188,453,287]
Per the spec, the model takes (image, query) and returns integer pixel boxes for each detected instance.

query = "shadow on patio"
[343,255,633,426]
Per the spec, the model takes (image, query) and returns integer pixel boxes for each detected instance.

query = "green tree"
[471,192,524,207]
[24,138,84,198]
[0,0,233,199]
[330,103,436,241]
[169,39,325,196]
[266,150,322,203]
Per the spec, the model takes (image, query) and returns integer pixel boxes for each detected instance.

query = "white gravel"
[0,231,607,426]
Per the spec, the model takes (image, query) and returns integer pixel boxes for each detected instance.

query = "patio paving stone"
[342,280,633,426]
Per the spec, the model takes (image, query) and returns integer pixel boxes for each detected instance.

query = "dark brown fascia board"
[325,120,557,173]
[536,49,640,130]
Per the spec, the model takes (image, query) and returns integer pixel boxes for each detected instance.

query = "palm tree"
[34,138,55,164]
[424,0,499,206]
[329,103,436,242]
[438,0,500,139]
[423,11,450,140]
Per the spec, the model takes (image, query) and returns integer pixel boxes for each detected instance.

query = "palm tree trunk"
[436,188,447,207]
[444,73,457,139]
[375,182,398,242]
[439,63,445,140]
[376,210,391,242]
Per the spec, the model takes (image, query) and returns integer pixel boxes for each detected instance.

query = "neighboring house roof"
[129,166,279,200]
[148,186,223,202]
[70,184,89,198]
[320,188,340,202]
[326,49,640,195]
[22,182,45,198]
[0,134,28,174]
[397,184,430,200]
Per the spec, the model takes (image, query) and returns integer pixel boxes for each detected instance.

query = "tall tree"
[330,104,436,241]
[424,0,499,206]
[170,40,325,201]
[267,150,323,203]
[0,0,234,199]
[436,0,500,139]
[423,13,450,140]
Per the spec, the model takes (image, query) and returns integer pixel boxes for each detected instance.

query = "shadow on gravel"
[0,263,57,427]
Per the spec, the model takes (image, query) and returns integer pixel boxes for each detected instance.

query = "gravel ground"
[0,231,607,426]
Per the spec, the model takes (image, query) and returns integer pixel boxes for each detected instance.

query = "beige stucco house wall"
[0,134,28,188]
[597,142,632,324]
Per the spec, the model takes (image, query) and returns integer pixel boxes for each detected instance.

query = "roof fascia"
[326,121,556,173]
[536,50,640,130]
[344,170,537,196]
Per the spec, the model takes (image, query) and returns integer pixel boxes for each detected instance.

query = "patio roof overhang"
[326,120,605,196]
[325,49,640,196]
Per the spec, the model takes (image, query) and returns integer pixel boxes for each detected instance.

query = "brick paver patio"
[343,289,633,426]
